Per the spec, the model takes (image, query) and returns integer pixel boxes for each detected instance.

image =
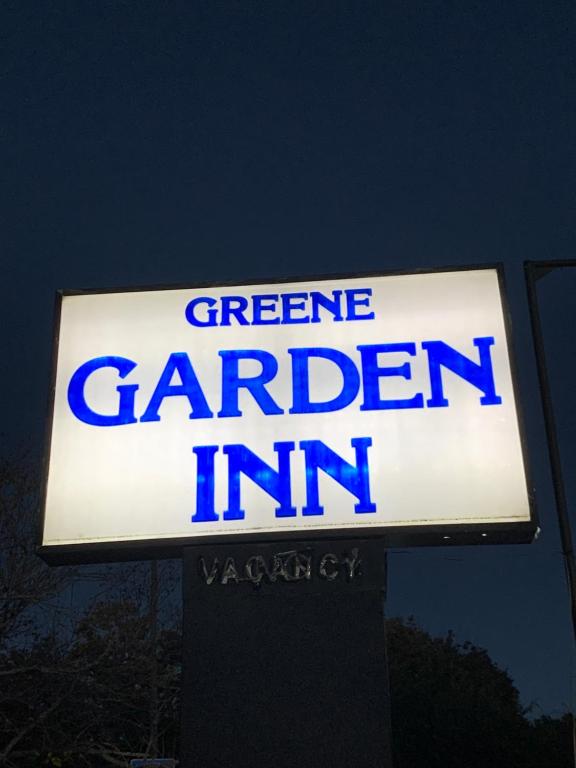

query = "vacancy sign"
[40,266,535,560]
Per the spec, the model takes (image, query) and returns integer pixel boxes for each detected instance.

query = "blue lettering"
[185,297,218,327]
[68,356,138,427]
[422,337,502,408]
[300,437,376,516]
[221,296,249,326]
[289,347,360,414]
[310,290,343,323]
[182,289,375,326]
[140,352,213,422]
[192,445,219,522]
[281,292,310,325]
[345,289,374,321]
[222,442,296,520]
[252,294,280,325]
[358,343,424,410]
[219,349,283,417]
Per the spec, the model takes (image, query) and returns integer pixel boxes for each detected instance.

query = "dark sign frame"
[38,263,537,565]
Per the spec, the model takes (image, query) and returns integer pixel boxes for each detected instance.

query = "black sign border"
[37,263,538,565]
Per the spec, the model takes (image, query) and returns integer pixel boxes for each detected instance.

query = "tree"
[528,714,573,768]
[386,617,571,768]
[0,453,77,767]
[0,591,181,767]
[59,596,181,765]
[0,454,73,645]
[0,452,182,767]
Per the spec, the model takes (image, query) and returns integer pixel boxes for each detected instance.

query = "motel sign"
[40,266,534,561]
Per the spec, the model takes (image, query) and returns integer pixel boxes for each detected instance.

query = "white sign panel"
[41,267,533,556]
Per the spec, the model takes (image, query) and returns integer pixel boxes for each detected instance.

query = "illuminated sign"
[40,266,535,561]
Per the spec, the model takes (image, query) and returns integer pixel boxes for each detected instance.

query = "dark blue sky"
[1,0,575,714]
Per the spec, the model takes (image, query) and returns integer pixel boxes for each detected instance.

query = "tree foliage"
[387,617,573,768]
[0,454,72,644]
[0,454,180,766]
[0,454,77,766]
[2,609,571,767]
[0,595,180,767]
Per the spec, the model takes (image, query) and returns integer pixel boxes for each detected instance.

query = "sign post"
[38,265,536,766]
[181,540,392,768]
[525,260,576,645]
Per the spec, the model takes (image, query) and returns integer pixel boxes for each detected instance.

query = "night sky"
[2,1,575,714]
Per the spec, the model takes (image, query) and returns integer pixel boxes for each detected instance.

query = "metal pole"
[524,261,576,645]
[525,260,576,768]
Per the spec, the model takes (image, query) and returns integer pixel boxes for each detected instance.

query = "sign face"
[40,266,535,562]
